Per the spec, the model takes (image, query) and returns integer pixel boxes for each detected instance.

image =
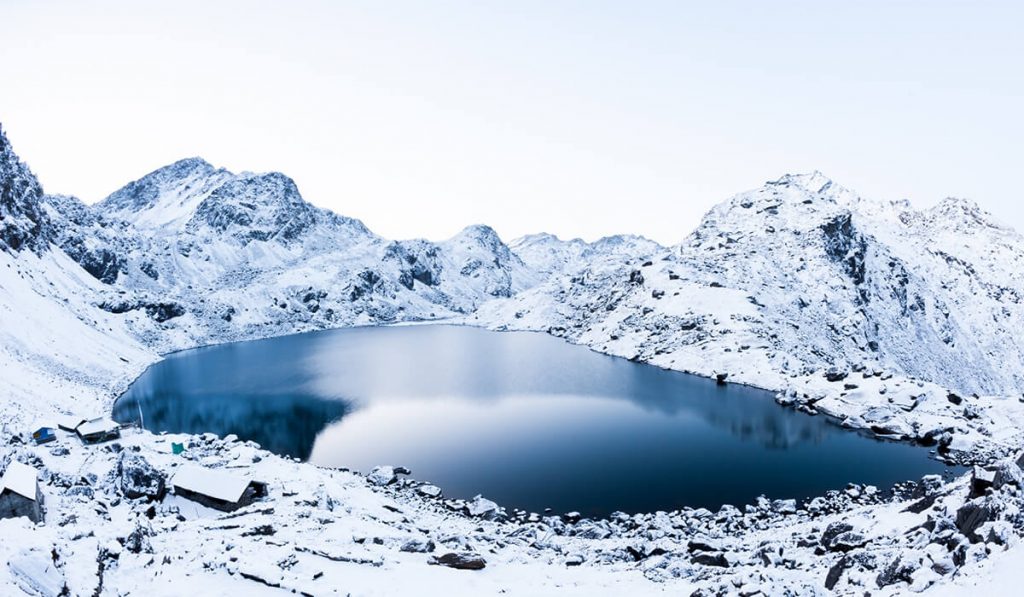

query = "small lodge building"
[172,465,268,512]
[0,461,43,523]
[32,427,56,445]
[75,418,122,444]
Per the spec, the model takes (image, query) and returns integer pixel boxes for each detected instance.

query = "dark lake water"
[113,324,953,516]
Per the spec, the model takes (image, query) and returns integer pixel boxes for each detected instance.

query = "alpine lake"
[113,324,955,517]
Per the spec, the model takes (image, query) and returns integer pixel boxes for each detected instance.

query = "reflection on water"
[114,325,951,516]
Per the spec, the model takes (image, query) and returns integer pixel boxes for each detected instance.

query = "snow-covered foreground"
[4,123,1024,595]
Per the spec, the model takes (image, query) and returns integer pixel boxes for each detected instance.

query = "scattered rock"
[828,531,868,552]
[691,551,730,567]
[467,495,500,519]
[116,453,166,501]
[876,555,919,588]
[825,555,851,590]
[969,466,996,498]
[825,369,848,382]
[820,522,853,550]
[367,466,397,487]
[955,497,1003,543]
[417,484,442,498]
[400,539,435,553]
[429,552,486,570]
[123,523,154,554]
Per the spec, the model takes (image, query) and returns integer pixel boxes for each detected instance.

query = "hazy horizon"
[3,0,1021,245]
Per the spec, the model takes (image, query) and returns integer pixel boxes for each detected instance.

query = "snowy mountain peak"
[98,157,232,229]
[449,224,505,247]
[916,196,1006,232]
[97,158,373,246]
[772,170,836,194]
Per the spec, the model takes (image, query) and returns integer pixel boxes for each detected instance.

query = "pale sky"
[2,0,1022,244]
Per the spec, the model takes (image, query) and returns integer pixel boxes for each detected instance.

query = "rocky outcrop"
[0,125,50,253]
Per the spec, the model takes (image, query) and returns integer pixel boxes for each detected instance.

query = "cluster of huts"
[2,415,267,528]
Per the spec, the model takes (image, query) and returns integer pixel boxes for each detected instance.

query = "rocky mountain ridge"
[475,172,1024,398]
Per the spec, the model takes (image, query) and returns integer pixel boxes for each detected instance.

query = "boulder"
[690,551,730,567]
[117,453,166,500]
[574,521,611,540]
[969,466,996,498]
[429,552,486,570]
[825,369,848,382]
[417,484,442,498]
[955,497,1003,543]
[400,538,435,553]
[991,460,1024,491]
[367,466,397,487]
[123,522,154,554]
[773,499,797,515]
[688,538,724,553]
[820,522,853,550]
[825,556,851,590]
[829,531,869,552]
[467,495,500,519]
[876,556,919,588]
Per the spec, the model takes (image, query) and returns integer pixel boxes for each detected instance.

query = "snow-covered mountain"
[476,172,1024,398]
[24,152,548,356]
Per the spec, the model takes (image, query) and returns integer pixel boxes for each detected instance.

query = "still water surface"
[114,325,952,516]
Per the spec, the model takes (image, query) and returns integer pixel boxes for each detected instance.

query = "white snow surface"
[3,125,1024,594]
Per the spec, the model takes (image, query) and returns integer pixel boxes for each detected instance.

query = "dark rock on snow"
[117,452,166,501]
[429,552,487,570]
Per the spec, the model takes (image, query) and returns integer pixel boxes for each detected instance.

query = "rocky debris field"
[4,418,1024,596]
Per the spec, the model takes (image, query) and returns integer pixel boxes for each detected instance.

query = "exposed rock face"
[188,172,321,244]
[956,496,1004,543]
[0,125,50,253]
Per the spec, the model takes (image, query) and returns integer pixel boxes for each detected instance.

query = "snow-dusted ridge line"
[4,122,1024,594]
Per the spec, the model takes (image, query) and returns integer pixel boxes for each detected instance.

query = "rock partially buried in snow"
[367,465,409,487]
[417,483,442,498]
[467,495,500,518]
[400,538,435,553]
[429,552,487,570]
[116,452,166,500]
[825,368,848,382]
